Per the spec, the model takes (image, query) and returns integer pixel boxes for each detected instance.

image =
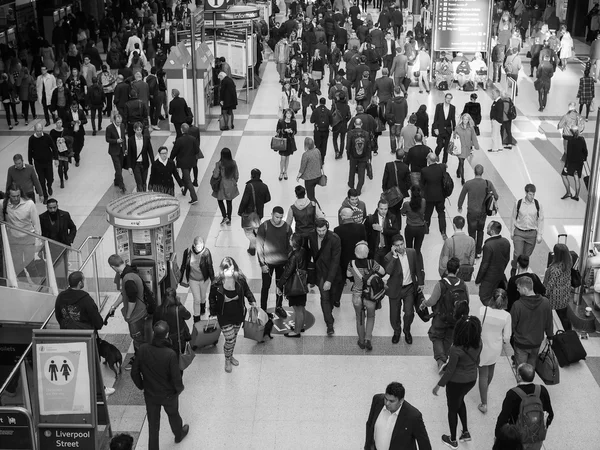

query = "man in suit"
[105,114,128,192]
[170,123,199,205]
[364,199,400,265]
[475,220,511,305]
[369,25,385,59]
[373,68,395,120]
[64,100,87,167]
[127,121,154,192]
[381,31,396,72]
[168,89,188,138]
[381,150,410,223]
[421,153,448,240]
[113,75,130,118]
[432,92,456,164]
[365,382,431,450]
[384,235,424,344]
[389,47,408,92]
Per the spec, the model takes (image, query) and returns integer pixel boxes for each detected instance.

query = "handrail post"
[44,240,59,296]
[1,223,18,288]
[92,252,100,309]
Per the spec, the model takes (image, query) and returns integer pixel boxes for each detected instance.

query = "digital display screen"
[433,0,492,53]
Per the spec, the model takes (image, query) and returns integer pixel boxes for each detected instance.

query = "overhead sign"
[0,408,35,450]
[39,425,94,450]
[204,0,234,12]
[216,28,247,43]
[206,9,260,21]
[432,0,492,53]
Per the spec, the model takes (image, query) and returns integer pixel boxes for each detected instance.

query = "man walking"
[389,48,408,92]
[511,277,554,368]
[457,164,499,257]
[105,114,128,193]
[334,207,367,284]
[107,255,149,370]
[123,90,149,137]
[310,97,332,162]
[346,118,372,195]
[404,132,431,187]
[495,363,554,450]
[39,198,77,246]
[308,218,342,335]
[510,184,544,270]
[381,149,410,221]
[54,271,103,330]
[256,207,292,318]
[28,124,58,205]
[36,66,56,127]
[384,234,424,345]
[365,199,400,265]
[113,75,130,118]
[6,153,43,203]
[431,93,456,164]
[489,88,504,152]
[365,382,432,450]
[385,88,408,153]
[475,221,511,305]
[438,216,476,279]
[237,168,271,256]
[131,321,189,450]
[421,153,448,240]
[170,123,199,205]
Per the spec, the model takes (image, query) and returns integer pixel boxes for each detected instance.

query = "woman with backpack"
[211,147,239,225]
[544,243,573,331]
[477,288,512,414]
[432,314,482,449]
[347,240,385,351]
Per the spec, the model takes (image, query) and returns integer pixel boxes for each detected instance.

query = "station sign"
[0,408,35,450]
[39,426,94,449]
[433,0,492,53]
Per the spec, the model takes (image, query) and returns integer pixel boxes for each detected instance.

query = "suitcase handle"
[557,234,568,244]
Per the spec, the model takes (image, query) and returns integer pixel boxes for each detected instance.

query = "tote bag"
[176,307,195,371]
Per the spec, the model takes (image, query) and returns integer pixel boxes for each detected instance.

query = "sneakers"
[192,180,198,187]
[229,356,239,366]
[275,306,288,319]
[442,435,458,449]
[357,340,366,349]
[125,357,135,370]
[175,424,189,444]
[225,217,231,225]
[365,339,372,351]
[326,326,335,335]
[459,430,471,442]
[152,125,161,131]
[220,217,227,225]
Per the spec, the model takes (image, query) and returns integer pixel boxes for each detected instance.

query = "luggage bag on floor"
[551,330,587,367]
[190,317,221,350]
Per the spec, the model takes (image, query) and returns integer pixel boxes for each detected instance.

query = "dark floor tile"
[107,357,145,406]
[585,357,600,388]
[98,334,131,354]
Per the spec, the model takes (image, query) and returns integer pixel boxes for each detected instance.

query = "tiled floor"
[2,11,600,450]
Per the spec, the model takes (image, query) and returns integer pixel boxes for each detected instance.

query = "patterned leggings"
[221,323,241,359]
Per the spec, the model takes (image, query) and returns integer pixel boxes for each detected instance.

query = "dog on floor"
[97,337,122,379]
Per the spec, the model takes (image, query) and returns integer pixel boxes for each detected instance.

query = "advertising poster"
[115,227,130,265]
[155,227,166,282]
[132,229,152,257]
[35,342,91,416]
[433,0,491,53]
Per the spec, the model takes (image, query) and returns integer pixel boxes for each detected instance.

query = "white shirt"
[164,29,170,44]
[115,124,122,139]
[374,403,402,450]
[398,252,412,286]
[135,136,144,161]
[443,102,450,119]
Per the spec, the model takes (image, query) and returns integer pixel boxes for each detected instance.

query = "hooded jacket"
[510,294,554,349]
[287,198,324,236]
[337,197,367,225]
[131,337,183,400]
[385,96,408,125]
[54,288,104,330]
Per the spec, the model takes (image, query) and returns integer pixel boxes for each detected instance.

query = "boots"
[193,315,201,323]
[200,303,206,316]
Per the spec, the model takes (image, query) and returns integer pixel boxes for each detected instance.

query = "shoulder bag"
[176,306,195,371]
[381,161,403,207]
[285,255,309,297]
[241,184,261,229]
[210,163,222,192]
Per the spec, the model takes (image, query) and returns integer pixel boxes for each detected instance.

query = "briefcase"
[535,341,560,385]
[551,330,587,367]
[190,317,221,350]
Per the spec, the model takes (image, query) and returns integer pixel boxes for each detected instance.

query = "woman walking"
[50,119,72,188]
[310,48,325,88]
[0,73,18,129]
[276,108,298,180]
[180,236,215,323]
[535,55,554,112]
[296,137,323,204]
[148,146,183,195]
[209,257,256,373]
[401,185,427,256]
[561,127,588,201]
[152,287,191,357]
[576,68,595,121]
[211,147,239,225]
[462,93,482,135]
[19,68,36,126]
[558,25,573,70]
[544,243,573,331]
[454,113,480,184]
[415,104,429,138]
[477,289,511,414]
[347,241,385,351]
[432,315,482,449]
[276,234,308,338]
[278,81,299,119]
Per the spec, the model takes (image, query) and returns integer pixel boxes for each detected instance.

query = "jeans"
[512,228,537,269]
[218,200,232,219]
[580,102,591,119]
[446,380,476,441]
[318,276,339,328]
[492,61,503,82]
[514,345,540,369]
[352,292,376,342]
[435,132,451,164]
[260,264,285,311]
[314,130,329,162]
[22,101,36,121]
[467,212,486,254]
[189,278,210,316]
[332,130,346,155]
[429,324,454,362]
[34,164,54,198]
[128,316,148,354]
[304,177,320,204]
[424,201,446,234]
[348,159,367,194]
[104,93,114,113]
[3,101,17,126]
[389,284,415,334]
[111,154,125,189]
[181,168,197,202]
[405,225,426,255]
[145,394,184,450]
[58,160,69,182]
[133,162,148,192]
[538,87,548,109]
[90,106,103,130]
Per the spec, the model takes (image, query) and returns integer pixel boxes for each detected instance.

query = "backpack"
[484,180,498,216]
[353,131,367,157]
[28,82,38,102]
[316,106,330,130]
[516,199,539,220]
[442,171,454,197]
[438,80,448,90]
[462,81,475,92]
[512,385,547,444]
[353,260,386,309]
[507,100,517,120]
[142,282,157,315]
[437,277,469,326]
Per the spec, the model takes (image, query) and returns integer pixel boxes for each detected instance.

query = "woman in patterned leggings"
[209,257,256,373]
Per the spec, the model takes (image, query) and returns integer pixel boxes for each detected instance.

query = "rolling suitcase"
[551,330,587,367]
[547,234,568,267]
[190,317,221,350]
[535,341,560,385]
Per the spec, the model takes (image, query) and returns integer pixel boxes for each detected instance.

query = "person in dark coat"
[152,287,191,356]
[127,121,154,192]
[168,89,190,138]
[334,206,367,285]
[364,199,401,265]
[63,100,87,166]
[421,152,448,239]
[40,198,77,246]
[113,75,130,118]
[382,150,411,222]
[170,123,199,204]
[332,89,351,159]
[475,220,511,306]
[299,72,319,123]
[276,234,308,337]
[149,146,183,196]
[432,93,456,164]
[187,125,204,186]
[237,168,272,256]
[462,93,482,135]
[561,128,588,201]
[218,71,238,130]
[55,271,103,330]
[105,114,128,192]
[535,55,554,112]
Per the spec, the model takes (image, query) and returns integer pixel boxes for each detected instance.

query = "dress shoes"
[392,333,400,344]
[404,332,413,344]
[175,425,189,443]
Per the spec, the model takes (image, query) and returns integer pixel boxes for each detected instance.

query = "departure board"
[433,0,492,52]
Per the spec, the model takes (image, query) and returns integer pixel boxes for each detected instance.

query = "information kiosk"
[105,193,181,304]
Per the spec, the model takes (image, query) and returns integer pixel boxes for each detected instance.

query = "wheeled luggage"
[190,317,221,350]
[551,330,587,367]
[535,341,560,385]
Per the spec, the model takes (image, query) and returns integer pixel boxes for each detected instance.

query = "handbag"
[241,184,261,229]
[535,340,560,385]
[381,161,404,207]
[414,288,432,322]
[289,99,301,113]
[210,164,222,192]
[184,105,193,125]
[285,258,309,296]
[318,170,328,186]
[449,134,462,156]
[243,305,267,342]
[271,131,287,151]
[176,307,195,371]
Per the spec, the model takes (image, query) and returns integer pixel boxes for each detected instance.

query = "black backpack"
[317,106,330,130]
[507,100,517,120]
[442,170,454,197]
[437,277,469,326]
[484,180,498,216]
[353,260,386,309]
